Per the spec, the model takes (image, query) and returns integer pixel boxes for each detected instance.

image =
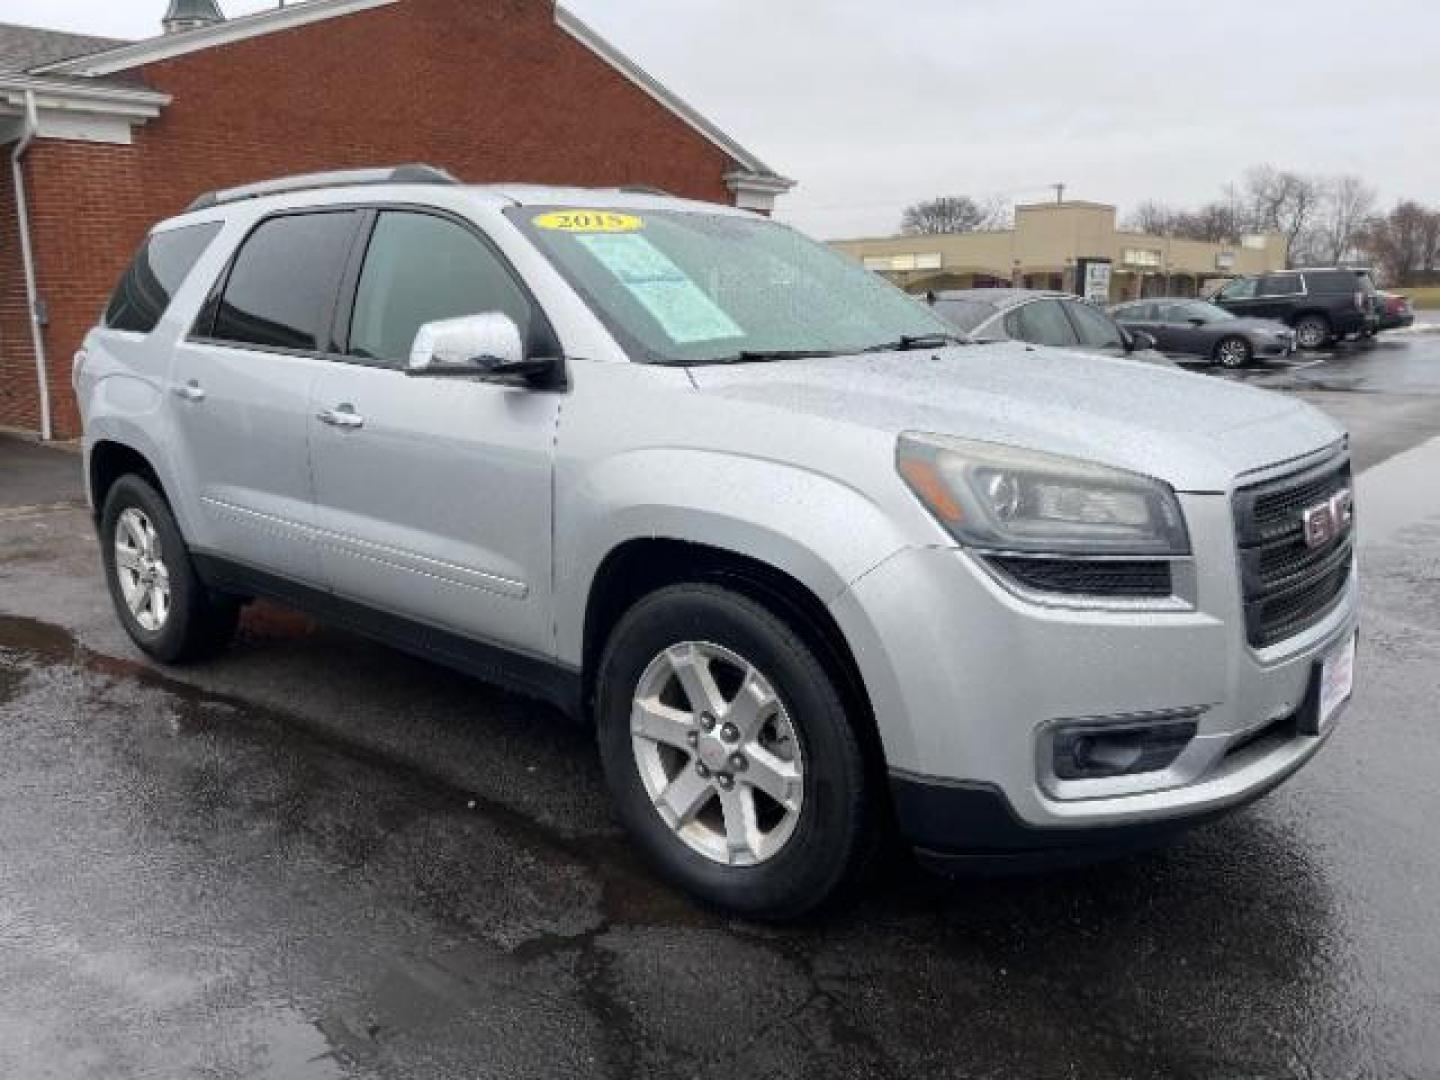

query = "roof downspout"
[11,89,52,441]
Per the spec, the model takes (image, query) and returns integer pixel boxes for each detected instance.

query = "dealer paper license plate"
[1318,633,1356,731]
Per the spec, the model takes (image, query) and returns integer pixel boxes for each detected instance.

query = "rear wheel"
[100,475,239,663]
[1214,336,1252,368]
[596,583,874,919]
[1294,315,1331,350]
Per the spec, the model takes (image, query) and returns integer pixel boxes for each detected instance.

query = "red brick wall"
[7,0,746,436]
[0,160,41,432]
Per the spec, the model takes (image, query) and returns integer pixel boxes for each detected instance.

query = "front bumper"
[831,490,1358,855]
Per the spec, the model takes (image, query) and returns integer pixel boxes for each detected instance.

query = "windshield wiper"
[859,332,970,353]
[697,349,844,365]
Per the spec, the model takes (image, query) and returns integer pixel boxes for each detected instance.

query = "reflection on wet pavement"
[3,567,1438,1079]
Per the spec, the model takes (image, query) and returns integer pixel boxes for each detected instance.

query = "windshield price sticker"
[534,210,644,233]
[576,233,744,344]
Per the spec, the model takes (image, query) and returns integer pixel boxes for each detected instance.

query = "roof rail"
[186,164,460,212]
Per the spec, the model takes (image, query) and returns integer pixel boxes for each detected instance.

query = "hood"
[687,343,1343,492]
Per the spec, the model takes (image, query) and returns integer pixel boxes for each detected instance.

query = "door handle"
[317,405,365,430]
[172,380,206,403]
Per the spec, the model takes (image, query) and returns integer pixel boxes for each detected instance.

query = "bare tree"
[1315,174,1377,264]
[1175,203,1244,243]
[1360,201,1440,285]
[1125,201,1177,235]
[900,196,1001,235]
[1243,166,1322,267]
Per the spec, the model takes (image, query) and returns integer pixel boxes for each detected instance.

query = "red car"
[1376,292,1415,332]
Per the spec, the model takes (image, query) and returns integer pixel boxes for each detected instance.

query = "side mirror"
[407,312,562,386]
[1129,330,1158,352]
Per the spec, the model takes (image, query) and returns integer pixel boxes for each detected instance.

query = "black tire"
[100,475,239,664]
[1293,315,1331,350]
[595,583,875,919]
[1213,336,1252,368]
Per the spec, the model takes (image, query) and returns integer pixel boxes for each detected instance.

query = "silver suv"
[77,167,1359,917]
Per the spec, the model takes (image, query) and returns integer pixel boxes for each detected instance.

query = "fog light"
[1051,713,1201,780]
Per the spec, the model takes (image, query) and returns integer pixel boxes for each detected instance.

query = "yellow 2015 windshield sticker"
[534,210,644,233]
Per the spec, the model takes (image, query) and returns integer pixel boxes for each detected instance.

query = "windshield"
[507,206,952,365]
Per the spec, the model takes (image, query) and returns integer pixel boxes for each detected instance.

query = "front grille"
[1233,452,1353,648]
[988,557,1172,598]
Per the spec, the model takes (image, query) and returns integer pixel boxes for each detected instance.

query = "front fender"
[553,446,914,666]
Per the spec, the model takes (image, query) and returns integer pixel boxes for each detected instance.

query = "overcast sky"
[9,0,1438,238]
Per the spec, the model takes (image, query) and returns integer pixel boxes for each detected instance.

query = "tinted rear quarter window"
[1306,270,1372,294]
[1258,273,1303,296]
[105,222,223,333]
[210,211,359,352]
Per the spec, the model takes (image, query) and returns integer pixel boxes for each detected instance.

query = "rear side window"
[1258,273,1303,296]
[1307,270,1374,294]
[1006,300,1079,347]
[210,211,359,352]
[105,222,222,333]
[1116,302,1156,321]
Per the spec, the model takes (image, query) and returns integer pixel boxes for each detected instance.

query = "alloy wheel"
[1295,319,1328,349]
[1217,338,1250,368]
[114,507,171,632]
[629,641,804,867]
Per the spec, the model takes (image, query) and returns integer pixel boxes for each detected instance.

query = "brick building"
[0,0,792,439]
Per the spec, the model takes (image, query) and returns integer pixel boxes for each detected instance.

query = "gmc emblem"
[1301,488,1353,549]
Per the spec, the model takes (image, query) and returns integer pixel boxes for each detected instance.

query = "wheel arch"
[89,440,169,524]
[1288,308,1332,328]
[580,537,887,775]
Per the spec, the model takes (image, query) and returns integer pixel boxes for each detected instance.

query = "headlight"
[896,433,1190,555]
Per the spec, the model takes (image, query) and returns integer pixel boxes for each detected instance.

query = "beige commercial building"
[830,201,1289,302]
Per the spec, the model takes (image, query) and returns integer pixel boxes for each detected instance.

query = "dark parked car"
[1110,298,1295,368]
[928,289,1170,364]
[1376,292,1415,332]
[1210,267,1378,349]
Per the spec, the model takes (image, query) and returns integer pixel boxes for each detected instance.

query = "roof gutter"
[10,89,51,441]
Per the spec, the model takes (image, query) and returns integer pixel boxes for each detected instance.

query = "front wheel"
[1214,336,1253,368]
[100,475,240,663]
[1294,315,1331,350]
[596,583,875,919]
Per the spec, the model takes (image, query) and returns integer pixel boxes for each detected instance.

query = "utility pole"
[1051,183,1065,204]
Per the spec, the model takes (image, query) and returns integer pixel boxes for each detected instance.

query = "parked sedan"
[928,289,1170,364]
[1376,292,1415,332]
[1110,298,1296,368]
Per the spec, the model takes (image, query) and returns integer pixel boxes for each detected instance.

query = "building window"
[861,252,942,273]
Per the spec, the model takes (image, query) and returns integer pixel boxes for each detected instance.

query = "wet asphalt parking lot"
[2,321,1439,1079]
